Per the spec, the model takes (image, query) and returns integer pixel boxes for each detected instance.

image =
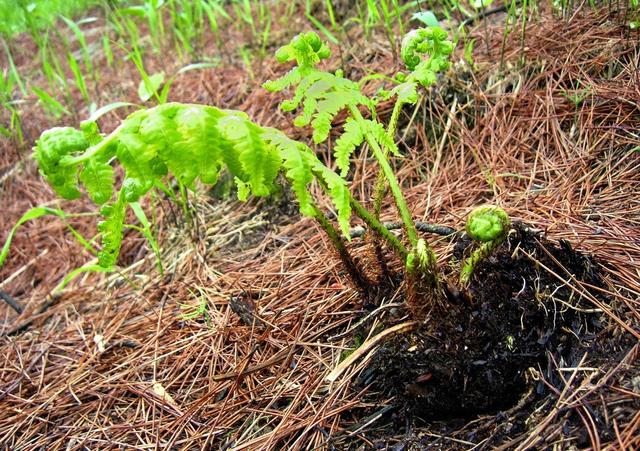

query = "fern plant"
[264,29,453,292]
[34,104,347,267]
[3,26,464,316]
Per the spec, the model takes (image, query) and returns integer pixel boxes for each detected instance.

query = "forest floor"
[0,3,639,450]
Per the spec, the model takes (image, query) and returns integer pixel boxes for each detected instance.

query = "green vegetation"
[3,0,613,299]
[3,26,473,309]
[0,2,634,448]
[0,0,592,146]
[460,205,511,284]
[0,0,103,38]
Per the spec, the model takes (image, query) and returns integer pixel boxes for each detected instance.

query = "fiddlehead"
[460,205,511,285]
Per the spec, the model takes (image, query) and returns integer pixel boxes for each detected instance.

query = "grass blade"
[87,101,139,122]
[130,202,164,275]
[32,86,70,118]
[0,207,66,269]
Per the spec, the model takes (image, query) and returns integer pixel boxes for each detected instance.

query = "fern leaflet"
[333,119,364,176]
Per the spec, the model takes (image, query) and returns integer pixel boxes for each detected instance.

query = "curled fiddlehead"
[460,205,511,285]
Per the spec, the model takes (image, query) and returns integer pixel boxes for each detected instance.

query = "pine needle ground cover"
[1,3,639,449]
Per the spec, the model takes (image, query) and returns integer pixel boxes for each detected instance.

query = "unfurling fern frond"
[263,31,330,93]
[31,103,358,269]
[292,78,333,127]
[34,127,89,200]
[19,26,455,291]
[272,71,372,146]
[400,26,454,73]
[218,115,281,197]
[311,91,352,144]
[392,25,455,107]
[264,33,374,152]
[271,31,331,69]
[96,193,127,267]
[280,71,324,112]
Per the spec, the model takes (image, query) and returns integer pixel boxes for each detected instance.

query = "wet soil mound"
[361,222,605,420]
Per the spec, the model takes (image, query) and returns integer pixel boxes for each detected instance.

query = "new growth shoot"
[264,28,453,284]
[460,205,512,284]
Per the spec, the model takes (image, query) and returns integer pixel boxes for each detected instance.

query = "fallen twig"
[349,221,457,239]
[0,289,22,314]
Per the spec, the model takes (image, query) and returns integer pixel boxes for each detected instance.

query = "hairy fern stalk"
[25,26,455,311]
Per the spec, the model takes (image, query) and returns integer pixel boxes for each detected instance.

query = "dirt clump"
[360,222,605,422]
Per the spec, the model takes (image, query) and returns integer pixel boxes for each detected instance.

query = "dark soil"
[358,222,607,425]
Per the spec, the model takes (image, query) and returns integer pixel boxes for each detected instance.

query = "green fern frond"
[97,192,127,267]
[234,177,251,201]
[281,71,324,112]
[397,26,454,98]
[116,133,158,202]
[219,116,280,197]
[12,26,459,294]
[311,91,352,144]
[393,82,419,104]
[293,77,333,127]
[266,37,373,146]
[262,129,316,217]
[310,161,351,237]
[271,31,331,69]
[31,103,360,268]
[262,67,302,93]
[367,121,400,157]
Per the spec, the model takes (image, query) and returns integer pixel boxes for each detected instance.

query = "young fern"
[460,206,512,285]
[265,29,453,281]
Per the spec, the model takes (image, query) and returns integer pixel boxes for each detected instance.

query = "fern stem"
[348,106,418,249]
[350,197,408,261]
[372,98,405,218]
[460,238,504,285]
[387,97,405,142]
[312,169,408,261]
[311,204,370,291]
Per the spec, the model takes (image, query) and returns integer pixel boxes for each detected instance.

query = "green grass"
[0,0,105,38]
[1,0,592,138]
